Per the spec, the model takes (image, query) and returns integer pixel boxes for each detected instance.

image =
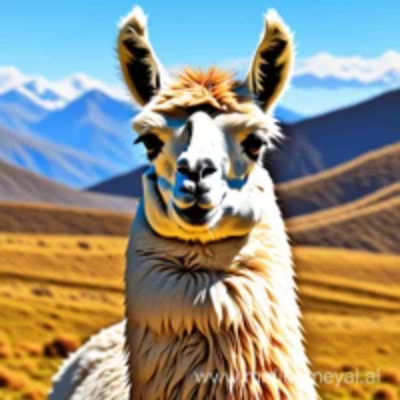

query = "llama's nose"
[177,158,218,184]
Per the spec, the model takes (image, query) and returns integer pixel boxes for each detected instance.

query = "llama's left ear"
[117,6,165,106]
[246,10,294,112]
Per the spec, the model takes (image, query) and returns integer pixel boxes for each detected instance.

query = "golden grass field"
[0,234,399,399]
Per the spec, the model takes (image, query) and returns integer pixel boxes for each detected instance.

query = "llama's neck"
[125,201,316,399]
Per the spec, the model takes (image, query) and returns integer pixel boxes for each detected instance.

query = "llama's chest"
[127,313,274,400]
[125,247,280,399]
[124,229,315,399]
[125,243,273,335]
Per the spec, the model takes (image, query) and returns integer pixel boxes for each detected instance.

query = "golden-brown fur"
[153,67,247,115]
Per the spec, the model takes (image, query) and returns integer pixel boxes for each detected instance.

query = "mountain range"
[268,89,400,182]
[0,125,122,188]
[0,68,301,188]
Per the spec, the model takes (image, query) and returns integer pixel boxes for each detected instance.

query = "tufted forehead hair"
[150,67,252,117]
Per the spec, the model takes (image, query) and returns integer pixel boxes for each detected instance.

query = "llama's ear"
[246,10,294,112]
[117,7,164,106]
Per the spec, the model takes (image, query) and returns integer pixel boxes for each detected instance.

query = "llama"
[49,6,317,399]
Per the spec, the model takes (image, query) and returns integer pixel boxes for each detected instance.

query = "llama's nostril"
[201,166,218,179]
[177,158,218,182]
[177,164,191,177]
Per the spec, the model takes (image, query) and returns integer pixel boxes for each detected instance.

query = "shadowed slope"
[276,143,400,217]
[89,165,148,198]
[269,89,400,182]
[289,196,400,254]
[287,183,400,230]
[0,159,137,213]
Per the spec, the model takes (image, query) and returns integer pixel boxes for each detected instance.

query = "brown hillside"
[289,196,400,254]
[276,143,400,217]
[0,203,132,235]
[0,159,137,213]
[287,182,400,230]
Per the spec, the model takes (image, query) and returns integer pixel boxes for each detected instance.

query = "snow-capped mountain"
[0,67,26,93]
[0,67,145,187]
[0,67,126,110]
[293,51,400,89]
[0,87,48,127]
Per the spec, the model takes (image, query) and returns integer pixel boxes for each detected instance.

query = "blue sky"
[1,0,399,115]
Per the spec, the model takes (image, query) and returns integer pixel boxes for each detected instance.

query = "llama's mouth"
[172,203,220,228]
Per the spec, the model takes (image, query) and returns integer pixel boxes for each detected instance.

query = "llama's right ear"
[246,10,294,112]
[117,7,164,106]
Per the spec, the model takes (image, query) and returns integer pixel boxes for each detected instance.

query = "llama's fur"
[50,5,317,399]
[50,170,316,399]
[125,170,315,399]
[50,322,128,400]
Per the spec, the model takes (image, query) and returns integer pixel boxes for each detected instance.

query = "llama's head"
[118,6,293,242]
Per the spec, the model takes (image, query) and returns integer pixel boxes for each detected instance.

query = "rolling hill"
[286,183,400,230]
[267,89,400,182]
[0,203,132,235]
[0,158,136,213]
[276,143,400,217]
[289,196,400,254]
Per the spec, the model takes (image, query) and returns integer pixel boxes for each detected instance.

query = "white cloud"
[293,50,400,88]
[221,51,400,90]
[0,67,26,93]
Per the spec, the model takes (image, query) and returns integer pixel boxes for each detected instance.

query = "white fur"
[49,322,128,400]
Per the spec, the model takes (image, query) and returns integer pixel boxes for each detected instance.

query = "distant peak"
[0,66,130,109]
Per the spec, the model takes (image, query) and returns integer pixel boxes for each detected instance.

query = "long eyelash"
[133,135,147,145]
[241,133,267,161]
[147,147,163,161]
[134,133,164,161]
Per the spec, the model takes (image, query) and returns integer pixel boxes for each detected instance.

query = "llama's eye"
[241,132,267,160]
[134,133,164,160]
